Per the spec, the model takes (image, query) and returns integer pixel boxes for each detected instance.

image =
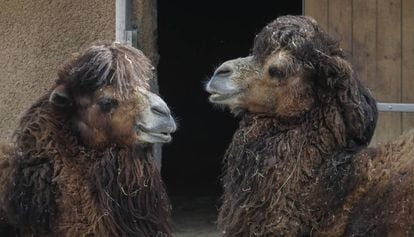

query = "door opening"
[157,1,302,234]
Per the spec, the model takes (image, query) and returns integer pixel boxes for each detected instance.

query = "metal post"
[116,0,128,43]
[302,0,305,15]
[116,0,137,46]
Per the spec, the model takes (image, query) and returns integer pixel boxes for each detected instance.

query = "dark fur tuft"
[252,16,343,64]
[91,146,171,237]
[7,97,61,234]
[57,43,153,99]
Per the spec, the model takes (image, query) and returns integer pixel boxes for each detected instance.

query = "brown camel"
[206,15,414,236]
[0,43,176,237]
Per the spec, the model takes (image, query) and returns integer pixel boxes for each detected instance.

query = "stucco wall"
[0,0,158,139]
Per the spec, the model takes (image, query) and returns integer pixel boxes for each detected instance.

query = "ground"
[171,195,220,237]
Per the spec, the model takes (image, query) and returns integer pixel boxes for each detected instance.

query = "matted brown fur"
[217,16,414,236]
[0,43,172,236]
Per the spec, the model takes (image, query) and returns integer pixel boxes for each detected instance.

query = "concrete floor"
[171,195,220,237]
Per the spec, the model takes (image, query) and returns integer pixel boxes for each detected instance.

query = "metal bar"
[302,0,305,15]
[116,0,137,47]
[116,0,127,43]
[377,103,414,112]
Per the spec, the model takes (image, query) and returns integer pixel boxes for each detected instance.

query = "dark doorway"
[157,0,302,234]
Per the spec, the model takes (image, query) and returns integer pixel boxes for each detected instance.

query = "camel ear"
[316,55,352,90]
[326,57,378,147]
[49,85,72,107]
[314,54,378,147]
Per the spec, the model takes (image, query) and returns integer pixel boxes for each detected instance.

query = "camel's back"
[345,130,414,236]
[376,129,414,164]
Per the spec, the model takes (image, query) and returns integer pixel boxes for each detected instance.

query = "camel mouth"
[142,131,172,143]
[209,92,240,103]
[136,124,173,143]
[206,75,242,105]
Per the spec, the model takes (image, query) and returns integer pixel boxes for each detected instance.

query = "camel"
[206,15,414,236]
[0,43,176,236]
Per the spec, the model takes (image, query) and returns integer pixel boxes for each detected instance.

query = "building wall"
[304,0,414,144]
[0,0,158,140]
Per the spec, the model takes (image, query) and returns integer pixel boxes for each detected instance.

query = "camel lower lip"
[136,125,172,143]
[209,93,239,102]
[146,132,171,141]
[140,131,172,142]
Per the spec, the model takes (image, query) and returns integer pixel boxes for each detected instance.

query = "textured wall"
[0,0,158,139]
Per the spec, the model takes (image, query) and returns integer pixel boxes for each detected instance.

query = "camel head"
[207,15,349,117]
[206,51,315,117]
[206,15,377,146]
[49,43,176,149]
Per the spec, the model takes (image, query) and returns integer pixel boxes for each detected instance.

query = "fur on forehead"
[252,15,344,65]
[57,42,154,98]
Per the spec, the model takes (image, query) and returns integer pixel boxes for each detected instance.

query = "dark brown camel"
[0,43,176,237]
[206,15,414,236]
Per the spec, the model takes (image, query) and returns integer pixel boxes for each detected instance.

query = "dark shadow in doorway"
[157,1,302,235]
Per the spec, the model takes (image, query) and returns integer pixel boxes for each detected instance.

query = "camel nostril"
[151,105,170,117]
[214,65,233,77]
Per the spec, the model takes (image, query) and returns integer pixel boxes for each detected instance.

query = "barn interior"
[157,0,302,234]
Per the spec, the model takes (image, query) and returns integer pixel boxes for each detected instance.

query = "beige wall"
[0,0,158,139]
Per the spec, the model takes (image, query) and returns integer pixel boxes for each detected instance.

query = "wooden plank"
[328,0,353,58]
[352,0,378,144]
[376,0,402,143]
[402,0,414,133]
[304,0,329,31]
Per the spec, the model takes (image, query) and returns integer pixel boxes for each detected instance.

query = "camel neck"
[89,146,172,237]
[219,109,361,236]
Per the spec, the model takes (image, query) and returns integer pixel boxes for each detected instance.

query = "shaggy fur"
[214,16,414,236]
[0,43,172,236]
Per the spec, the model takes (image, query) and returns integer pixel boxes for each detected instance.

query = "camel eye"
[268,67,285,79]
[98,98,118,113]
